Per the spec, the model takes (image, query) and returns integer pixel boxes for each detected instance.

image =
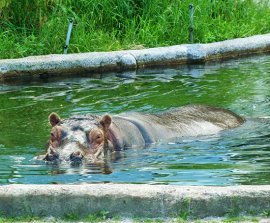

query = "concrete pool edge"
[1,184,270,219]
[1,33,270,80]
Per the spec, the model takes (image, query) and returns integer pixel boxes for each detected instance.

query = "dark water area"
[1,54,270,185]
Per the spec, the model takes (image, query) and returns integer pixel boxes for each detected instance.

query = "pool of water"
[1,54,270,185]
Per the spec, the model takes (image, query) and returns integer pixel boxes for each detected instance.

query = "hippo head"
[44,113,113,164]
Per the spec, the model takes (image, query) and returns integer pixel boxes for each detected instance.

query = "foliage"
[0,0,12,9]
[0,0,270,59]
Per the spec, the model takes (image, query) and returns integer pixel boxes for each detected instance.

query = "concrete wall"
[1,33,270,80]
[1,184,270,218]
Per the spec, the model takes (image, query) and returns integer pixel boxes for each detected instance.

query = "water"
[1,54,270,185]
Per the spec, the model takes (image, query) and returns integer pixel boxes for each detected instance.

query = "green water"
[0,55,270,185]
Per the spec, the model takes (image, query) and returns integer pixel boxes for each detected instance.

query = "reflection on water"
[0,54,270,185]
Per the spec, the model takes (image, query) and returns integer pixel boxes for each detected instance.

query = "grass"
[1,0,270,59]
[65,211,112,222]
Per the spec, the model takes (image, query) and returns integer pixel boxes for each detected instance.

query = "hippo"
[42,104,245,164]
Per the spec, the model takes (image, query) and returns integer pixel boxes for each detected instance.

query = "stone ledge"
[0,184,270,218]
[1,33,270,80]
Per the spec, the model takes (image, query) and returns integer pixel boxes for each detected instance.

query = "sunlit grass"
[0,0,270,59]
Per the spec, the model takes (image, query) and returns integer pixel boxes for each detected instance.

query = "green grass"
[1,0,270,59]
[66,211,112,222]
[222,215,260,223]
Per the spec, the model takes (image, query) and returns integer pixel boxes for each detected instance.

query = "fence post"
[189,4,194,44]
[64,18,74,54]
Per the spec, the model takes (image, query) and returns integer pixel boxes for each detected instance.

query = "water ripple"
[1,55,270,185]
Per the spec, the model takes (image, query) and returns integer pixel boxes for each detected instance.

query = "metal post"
[189,4,194,44]
[64,18,74,54]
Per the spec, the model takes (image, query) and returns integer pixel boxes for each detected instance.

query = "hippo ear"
[49,113,61,126]
[100,115,112,129]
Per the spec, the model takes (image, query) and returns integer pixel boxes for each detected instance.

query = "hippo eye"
[96,136,101,141]
[51,133,56,139]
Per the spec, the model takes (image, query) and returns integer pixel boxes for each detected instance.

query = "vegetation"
[0,0,270,59]
[0,209,269,223]
[0,211,113,222]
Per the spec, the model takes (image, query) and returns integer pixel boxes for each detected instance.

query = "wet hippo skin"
[42,104,245,163]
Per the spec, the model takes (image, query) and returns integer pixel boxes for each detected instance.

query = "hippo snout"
[44,142,85,164]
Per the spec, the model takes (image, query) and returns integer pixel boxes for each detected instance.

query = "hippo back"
[162,104,245,129]
[117,104,245,143]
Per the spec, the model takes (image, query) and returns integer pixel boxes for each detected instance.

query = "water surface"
[1,55,270,185]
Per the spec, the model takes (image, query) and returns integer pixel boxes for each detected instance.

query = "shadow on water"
[1,54,270,185]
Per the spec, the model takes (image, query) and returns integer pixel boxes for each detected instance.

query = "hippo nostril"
[45,152,59,162]
[70,151,83,163]
[44,148,60,162]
